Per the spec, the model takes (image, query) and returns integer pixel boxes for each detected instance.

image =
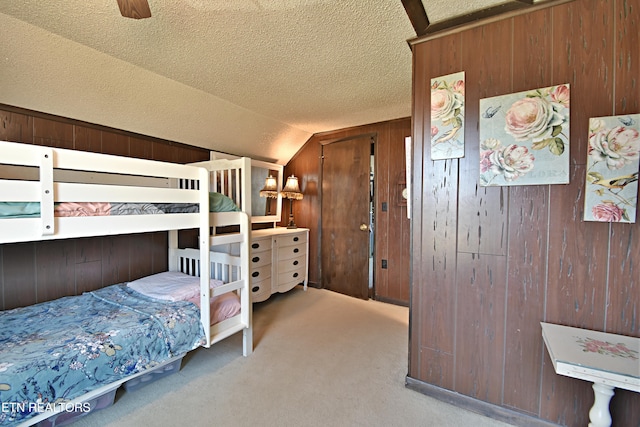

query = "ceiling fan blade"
[116,0,151,19]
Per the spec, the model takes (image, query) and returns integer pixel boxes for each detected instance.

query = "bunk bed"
[0,140,252,426]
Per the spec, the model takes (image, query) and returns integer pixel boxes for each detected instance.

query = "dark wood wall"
[0,105,210,310]
[408,1,639,426]
[284,118,411,304]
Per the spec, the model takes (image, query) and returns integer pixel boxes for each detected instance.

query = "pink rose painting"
[430,71,465,160]
[584,114,640,223]
[479,84,570,186]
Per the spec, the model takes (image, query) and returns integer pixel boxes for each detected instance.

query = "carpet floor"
[72,286,516,427]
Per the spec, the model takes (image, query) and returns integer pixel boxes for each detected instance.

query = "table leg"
[588,383,614,427]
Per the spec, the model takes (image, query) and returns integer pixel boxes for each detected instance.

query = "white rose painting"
[479,84,570,186]
[584,114,640,223]
[430,71,465,160]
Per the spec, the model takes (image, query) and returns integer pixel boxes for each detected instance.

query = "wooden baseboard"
[374,295,408,307]
[405,376,561,427]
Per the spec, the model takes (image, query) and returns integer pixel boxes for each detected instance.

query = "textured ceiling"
[0,0,504,164]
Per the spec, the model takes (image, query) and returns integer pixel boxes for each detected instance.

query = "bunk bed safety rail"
[0,140,210,243]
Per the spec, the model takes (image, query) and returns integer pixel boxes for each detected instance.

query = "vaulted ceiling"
[0,1,549,164]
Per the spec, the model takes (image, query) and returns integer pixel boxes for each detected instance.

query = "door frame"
[319,132,377,297]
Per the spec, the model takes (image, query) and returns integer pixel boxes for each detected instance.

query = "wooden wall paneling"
[607,224,639,335]
[542,4,615,423]
[540,349,592,426]
[151,232,168,274]
[417,158,459,390]
[411,32,461,384]
[409,1,640,425]
[283,139,321,285]
[388,119,411,303]
[542,165,608,426]
[183,144,210,164]
[546,0,613,331]
[512,8,553,93]
[608,10,640,426]
[2,242,36,309]
[75,236,103,294]
[74,126,102,153]
[606,222,640,423]
[36,240,75,302]
[33,117,73,149]
[552,0,615,166]
[545,167,609,324]
[610,389,640,427]
[101,132,130,157]
[128,233,154,281]
[409,42,427,377]
[376,126,390,299]
[152,140,176,163]
[102,234,132,286]
[501,8,553,416]
[503,185,549,415]
[615,0,639,114]
[457,21,512,257]
[129,136,154,160]
[0,109,33,143]
[454,252,507,404]
[453,18,511,406]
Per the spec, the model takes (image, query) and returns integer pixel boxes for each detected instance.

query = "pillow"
[209,192,240,212]
[185,292,241,325]
[127,271,223,302]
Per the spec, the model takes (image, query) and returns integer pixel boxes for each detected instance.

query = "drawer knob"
[293,272,299,278]
[252,243,259,249]
[252,272,260,278]
[293,237,299,242]
[293,248,299,253]
[252,286,260,292]
[293,260,299,266]
[252,256,260,263]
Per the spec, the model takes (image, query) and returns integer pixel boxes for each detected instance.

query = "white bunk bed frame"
[190,155,284,226]
[0,140,252,425]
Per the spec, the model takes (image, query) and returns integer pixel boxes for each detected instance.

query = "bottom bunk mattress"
[0,284,206,426]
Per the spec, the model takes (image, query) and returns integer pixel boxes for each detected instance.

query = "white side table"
[541,322,640,427]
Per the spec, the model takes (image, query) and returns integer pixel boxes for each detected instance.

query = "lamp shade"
[259,175,279,198]
[281,175,303,200]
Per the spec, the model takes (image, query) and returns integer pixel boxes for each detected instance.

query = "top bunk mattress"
[0,191,240,219]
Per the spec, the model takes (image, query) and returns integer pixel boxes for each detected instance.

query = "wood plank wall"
[284,118,411,304]
[408,1,639,425]
[0,105,209,310]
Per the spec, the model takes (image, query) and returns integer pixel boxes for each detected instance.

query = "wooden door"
[321,135,372,299]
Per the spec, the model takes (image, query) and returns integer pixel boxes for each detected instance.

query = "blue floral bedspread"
[0,285,205,426]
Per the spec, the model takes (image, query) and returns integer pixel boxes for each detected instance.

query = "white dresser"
[249,227,309,303]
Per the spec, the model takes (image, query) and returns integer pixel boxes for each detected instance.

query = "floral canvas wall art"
[430,71,465,160]
[584,114,640,223]
[479,84,570,186]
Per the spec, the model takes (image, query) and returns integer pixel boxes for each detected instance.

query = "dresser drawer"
[250,264,271,283]
[250,237,272,253]
[250,249,272,268]
[277,265,305,286]
[250,277,271,303]
[277,254,305,274]
[277,242,306,260]
[276,232,307,248]
[277,267,305,293]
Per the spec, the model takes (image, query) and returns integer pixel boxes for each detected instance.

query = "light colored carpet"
[72,287,515,427]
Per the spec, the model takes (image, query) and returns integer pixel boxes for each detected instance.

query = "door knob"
[359,224,368,231]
